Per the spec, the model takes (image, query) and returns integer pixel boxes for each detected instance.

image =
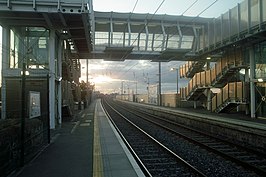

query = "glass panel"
[27,27,49,69]
[222,12,230,40]
[215,17,221,43]
[130,33,139,51]
[199,26,207,50]
[95,32,108,46]
[255,41,266,79]
[9,27,49,69]
[147,34,153,51]
[181,36,193,49]
[263,0,266,22]
[112,32,124,46]
[231,6,238,37]
[208,21,215,46]
[124,32,130,46]
[240,0,248,32]
[153,34,163,51]
[139,33,146,51]
[167,34,179,49]
[10,30,18,68]
[250,0,259,28]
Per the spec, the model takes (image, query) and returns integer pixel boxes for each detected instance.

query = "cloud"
[79,59,188,94]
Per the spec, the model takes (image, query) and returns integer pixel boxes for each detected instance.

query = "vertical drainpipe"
[49,30,56,129]
[1,26,9,120]
[249,46,256,118]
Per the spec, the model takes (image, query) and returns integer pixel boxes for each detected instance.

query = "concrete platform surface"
[11,99,144,177]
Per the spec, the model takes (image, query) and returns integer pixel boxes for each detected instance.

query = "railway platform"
[11,99,144,177]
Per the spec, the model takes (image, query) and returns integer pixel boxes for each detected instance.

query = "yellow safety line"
[93,101,103,177]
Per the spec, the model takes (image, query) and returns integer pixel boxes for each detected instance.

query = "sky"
[0,0,245,94]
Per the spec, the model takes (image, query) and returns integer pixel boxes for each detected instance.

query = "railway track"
[102,98,264,176]
[116,101,266,176]
[102,99,206,176]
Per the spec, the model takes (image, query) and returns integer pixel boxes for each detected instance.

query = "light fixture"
[258,78,264,82]
[206,57,211,60]
[21,70,30,76]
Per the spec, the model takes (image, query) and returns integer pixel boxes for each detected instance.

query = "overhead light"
[206,57,211,60]
[258,78,264,82]
[21,70,30,75]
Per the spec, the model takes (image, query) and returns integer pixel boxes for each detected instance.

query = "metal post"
[1,27,9,120]
[86,59,88,84]
[20,62,26,167]
[121,81,124,95]
[49,30,55,128]
[47,74,50,144]
[158,62,162,106]
[250,47,256,118]
[147,77,150,104]
[176,68,179,94]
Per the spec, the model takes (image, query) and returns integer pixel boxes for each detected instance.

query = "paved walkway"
[14,102,95,177]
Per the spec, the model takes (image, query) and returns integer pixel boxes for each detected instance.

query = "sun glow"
[90,75,113,84]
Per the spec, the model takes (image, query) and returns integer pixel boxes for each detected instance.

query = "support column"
[57,39,63,125]
[49,30,56,129]
[245,68,250,115]
[158,62,162,106]
[249,47,256,118]
[1,26,10,119]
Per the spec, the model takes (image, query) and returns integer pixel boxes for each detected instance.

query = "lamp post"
[20,62,26,167]
[170,67,179,94]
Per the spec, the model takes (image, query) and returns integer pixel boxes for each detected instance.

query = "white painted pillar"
[249,47,256,118]
[1,26,9,119]
[49,30,56,129]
